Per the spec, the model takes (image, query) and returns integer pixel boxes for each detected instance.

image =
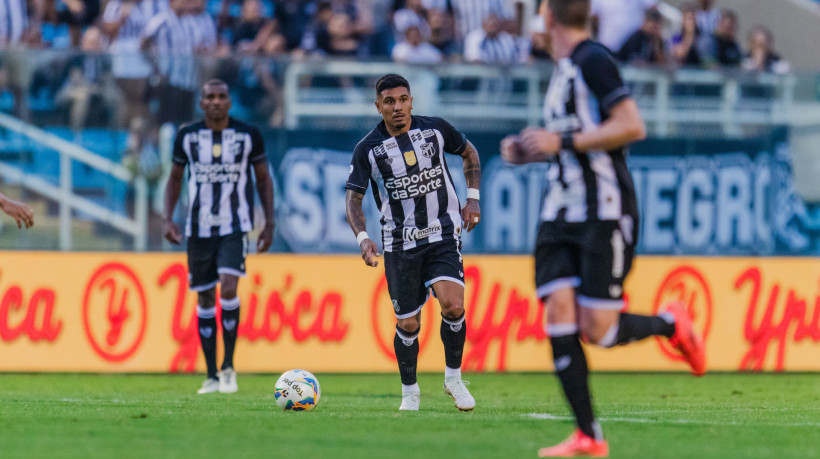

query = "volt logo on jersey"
[404,150,417,166]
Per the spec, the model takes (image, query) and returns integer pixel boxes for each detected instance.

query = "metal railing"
[0,112,148,251]
[283,61,820,137]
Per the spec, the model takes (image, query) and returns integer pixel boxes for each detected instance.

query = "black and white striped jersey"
[172,118,267,238]
[540,39,638,224]
[346,116,466,252]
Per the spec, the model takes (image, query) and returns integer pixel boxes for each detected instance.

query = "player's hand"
[257,222,274,253]
[500,135,529,164]
[519,128,560,161]
[163,219,182,245]
[0,196,34,229]
[360,238,380,267]
[461,199,480,232]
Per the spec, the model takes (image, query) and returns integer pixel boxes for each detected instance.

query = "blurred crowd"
[0,0,792,136]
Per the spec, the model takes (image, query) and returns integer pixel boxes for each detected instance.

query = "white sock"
[444,366,461,380]
[402,383,420,394]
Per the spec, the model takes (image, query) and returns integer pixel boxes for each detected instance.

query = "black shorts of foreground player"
[501,0,706,456]
[163,79,275,395]
[345,73,482,412]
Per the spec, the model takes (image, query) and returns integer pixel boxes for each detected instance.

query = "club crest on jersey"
[212,143,222,158]
[403,150,417,166]
[421,142,435,158]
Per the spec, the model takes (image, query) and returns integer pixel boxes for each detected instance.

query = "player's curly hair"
[376,74,410,97]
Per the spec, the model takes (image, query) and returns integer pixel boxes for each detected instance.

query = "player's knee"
[440,297,464,319]
[220,286,238,299]
[397,317,420,333]
[198,289,216,308]
[578,316,615,347]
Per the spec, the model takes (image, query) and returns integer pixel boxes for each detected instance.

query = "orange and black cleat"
[666,301,707,376]
[538,429,609,457]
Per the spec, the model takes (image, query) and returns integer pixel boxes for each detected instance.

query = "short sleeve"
[248,128,267,164]
[172,129,188,165]
[435,117,467,155]
[577,46,631,114]
[345,143,372,194]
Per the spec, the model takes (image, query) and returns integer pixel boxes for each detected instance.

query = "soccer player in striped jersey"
[501,0,706,456]
[163,79,275,395]
[345,73,481,412]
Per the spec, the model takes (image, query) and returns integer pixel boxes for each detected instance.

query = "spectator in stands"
[320,12,360,56]
[237,32,286,127]
[142,0,197,126]
[184,0,218,54]
[590,0,656,54]
[743,25,790,74]
[0,0,37,119]
[391,24,442,64]
[329,0,374,52]
[103,0,167,127]
[427,7,457,57]
[695,0,720,38]
[228,0,276,53]
[671,2,702,67]
[708,9,741,67]
[616,8,666,65]
[274,0,316,51]
[393,0,430,44]
[527,1,551,61]
[463,12,522,64]
[451,0,516,41]
[55,0,101,47]
[55,26,123,133]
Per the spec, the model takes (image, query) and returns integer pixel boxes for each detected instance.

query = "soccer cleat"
[197,377,219,394]
[443,377,475,411]
[399,391,420,411]
[218,367,238,393]
[538,429,609,457]
[665,301,707,376]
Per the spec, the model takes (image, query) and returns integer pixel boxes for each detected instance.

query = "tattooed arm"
[346,189,379,267]
[460,140,481,232]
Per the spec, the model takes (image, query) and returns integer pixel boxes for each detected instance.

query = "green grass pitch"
[1,373,818,458]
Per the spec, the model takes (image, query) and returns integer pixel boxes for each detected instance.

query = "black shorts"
[187,232,248,291]
[384,239,464,319]
[534,218,636,310]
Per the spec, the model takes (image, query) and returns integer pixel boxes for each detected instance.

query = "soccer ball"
[274,369,321,411]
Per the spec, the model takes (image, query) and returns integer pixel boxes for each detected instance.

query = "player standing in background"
[501,0,706,456]
[345,73,481,412]
[163,79,275,394]
[0,190,34,230]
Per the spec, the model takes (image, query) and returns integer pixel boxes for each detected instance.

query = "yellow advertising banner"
[0,253,818,373]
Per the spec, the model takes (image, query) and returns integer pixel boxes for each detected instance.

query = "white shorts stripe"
[424,276,465,288]
[577,294,624,310]
[190,280,218,292]
[217,267,246,278]
[536,277,581,299]
[395,301,426,319]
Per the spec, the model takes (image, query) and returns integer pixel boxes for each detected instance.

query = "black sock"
[197,314,218,379]
[551,334,596,439]
[221,298,240,370]
[440,312,466,370]
[394,325,420,386]
[614,313,675,346]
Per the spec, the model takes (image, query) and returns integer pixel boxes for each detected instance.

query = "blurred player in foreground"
[345,73,481,412]
[163,79,275,394]
[501,0,706,456]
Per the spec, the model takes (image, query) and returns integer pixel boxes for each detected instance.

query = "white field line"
[524,413,820,428]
